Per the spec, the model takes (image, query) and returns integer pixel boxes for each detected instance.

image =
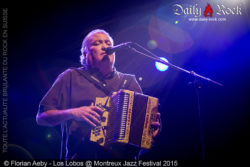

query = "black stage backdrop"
[1,0,250,166]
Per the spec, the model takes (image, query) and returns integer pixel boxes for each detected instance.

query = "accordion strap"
[75,67,114,95]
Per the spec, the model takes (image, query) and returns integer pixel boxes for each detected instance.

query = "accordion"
[90,89,159,149]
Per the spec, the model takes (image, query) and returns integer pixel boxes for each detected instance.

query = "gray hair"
[80,29,114,66]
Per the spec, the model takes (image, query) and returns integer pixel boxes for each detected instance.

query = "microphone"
[105,42,132,55]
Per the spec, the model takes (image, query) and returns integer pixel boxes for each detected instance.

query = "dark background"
[1,0,250,166]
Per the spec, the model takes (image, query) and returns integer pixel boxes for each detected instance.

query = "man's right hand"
[70,103,104,127]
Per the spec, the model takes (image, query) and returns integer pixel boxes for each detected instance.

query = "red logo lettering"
[204,4,213,17]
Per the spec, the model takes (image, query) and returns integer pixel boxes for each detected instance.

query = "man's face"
[86,33,115,69]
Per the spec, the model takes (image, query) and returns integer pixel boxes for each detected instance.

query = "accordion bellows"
[90,89,159,149]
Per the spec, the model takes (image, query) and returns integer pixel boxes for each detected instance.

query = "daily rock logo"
[216,4,242,15]
[173,3,243,18]
[204,4,213,17]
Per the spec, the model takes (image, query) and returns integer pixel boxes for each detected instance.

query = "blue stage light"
[155,57,169,72]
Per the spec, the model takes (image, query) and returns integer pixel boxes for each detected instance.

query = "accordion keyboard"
[118,92,129,140]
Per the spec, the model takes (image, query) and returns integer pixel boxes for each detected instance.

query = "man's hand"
[70,103,104,127]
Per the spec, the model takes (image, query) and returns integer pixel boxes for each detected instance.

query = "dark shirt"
[38,67,142,160]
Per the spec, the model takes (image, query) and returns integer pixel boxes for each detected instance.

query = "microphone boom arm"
[127,43,223,87]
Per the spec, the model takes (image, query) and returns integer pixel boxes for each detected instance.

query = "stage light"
[147,40,158,49]
[47,133,52,139]
[155,57,169,72]
[44,128,60,143]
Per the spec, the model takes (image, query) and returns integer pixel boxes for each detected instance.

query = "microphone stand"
[127,43,223,86]
[126,42,223,162]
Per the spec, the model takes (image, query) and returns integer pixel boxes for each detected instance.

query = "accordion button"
[101,117,106,122]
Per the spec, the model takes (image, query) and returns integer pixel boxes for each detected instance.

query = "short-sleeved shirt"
[38,67,142,159]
